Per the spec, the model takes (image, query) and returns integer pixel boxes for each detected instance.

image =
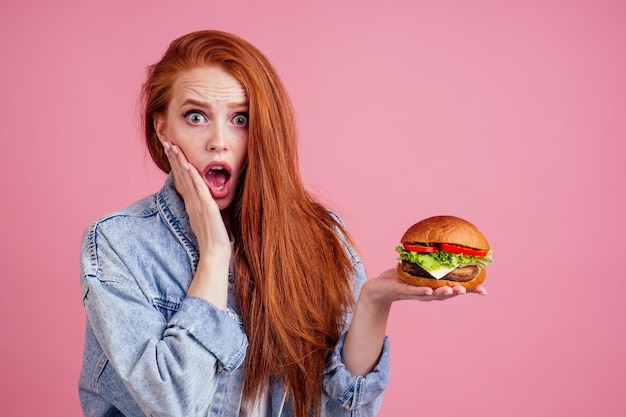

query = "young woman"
[79,30,482,417]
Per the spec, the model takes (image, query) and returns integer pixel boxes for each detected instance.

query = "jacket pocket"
[152,297,181,322]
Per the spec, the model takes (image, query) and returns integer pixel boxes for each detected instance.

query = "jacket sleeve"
[80,221,248,416]
[321,215,390,415]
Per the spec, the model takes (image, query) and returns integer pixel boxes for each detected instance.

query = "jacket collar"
[156,174,200,270]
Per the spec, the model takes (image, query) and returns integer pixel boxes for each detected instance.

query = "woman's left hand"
[362,268,487,309]
[342,268,487,376]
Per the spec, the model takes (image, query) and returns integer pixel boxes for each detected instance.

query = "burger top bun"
[401,215,490,250]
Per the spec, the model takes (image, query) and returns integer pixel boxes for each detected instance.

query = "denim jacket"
[79,175,390,416]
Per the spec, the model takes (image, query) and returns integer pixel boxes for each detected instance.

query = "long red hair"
[141,30,355,416]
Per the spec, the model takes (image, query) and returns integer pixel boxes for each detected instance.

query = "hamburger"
[395,215,493,290]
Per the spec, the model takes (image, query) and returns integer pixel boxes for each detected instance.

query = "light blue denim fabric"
[79,175,389,416]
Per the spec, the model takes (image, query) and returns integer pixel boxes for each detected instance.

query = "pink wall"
[1,0,624,415]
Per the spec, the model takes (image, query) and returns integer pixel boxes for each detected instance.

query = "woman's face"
[154,66,249,211]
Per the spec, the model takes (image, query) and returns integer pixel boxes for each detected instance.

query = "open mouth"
[204,163,232,197]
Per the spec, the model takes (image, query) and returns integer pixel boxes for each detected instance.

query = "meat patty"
[400,261,480,282]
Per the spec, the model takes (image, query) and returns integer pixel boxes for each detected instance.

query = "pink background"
[1,0,625,416]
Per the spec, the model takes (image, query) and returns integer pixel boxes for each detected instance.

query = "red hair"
[141,30,355,416]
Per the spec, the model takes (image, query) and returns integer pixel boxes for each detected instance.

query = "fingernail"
[172,146,179,155]
[163,142,171,152]
[183,163,189,170]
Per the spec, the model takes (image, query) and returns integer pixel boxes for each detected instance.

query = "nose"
[207,123,228,152]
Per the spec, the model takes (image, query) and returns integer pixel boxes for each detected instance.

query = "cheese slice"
[425,264,457,279]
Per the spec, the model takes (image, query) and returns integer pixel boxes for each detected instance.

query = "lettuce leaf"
[395,245,493,272]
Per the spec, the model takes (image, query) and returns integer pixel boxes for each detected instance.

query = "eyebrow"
[180,98,249,109]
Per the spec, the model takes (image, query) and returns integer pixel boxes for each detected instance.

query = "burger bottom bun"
[396,263,486,291]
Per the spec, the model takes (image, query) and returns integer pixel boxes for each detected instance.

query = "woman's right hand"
[163,141,231,309]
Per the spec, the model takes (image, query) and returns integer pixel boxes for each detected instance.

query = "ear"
[153,113,167,143]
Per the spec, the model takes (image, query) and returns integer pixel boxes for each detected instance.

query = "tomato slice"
[440,243,488,257]
[402,243,438,253]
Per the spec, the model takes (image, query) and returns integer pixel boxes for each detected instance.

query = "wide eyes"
[184,111,206,125]
[183,111,248,127]
[232,113,249,127]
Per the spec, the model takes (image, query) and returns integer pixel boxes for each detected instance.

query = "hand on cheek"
[162,141,230,259]
[163,141,192,190]
[162,142,230,309]
[163,141,213,206]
